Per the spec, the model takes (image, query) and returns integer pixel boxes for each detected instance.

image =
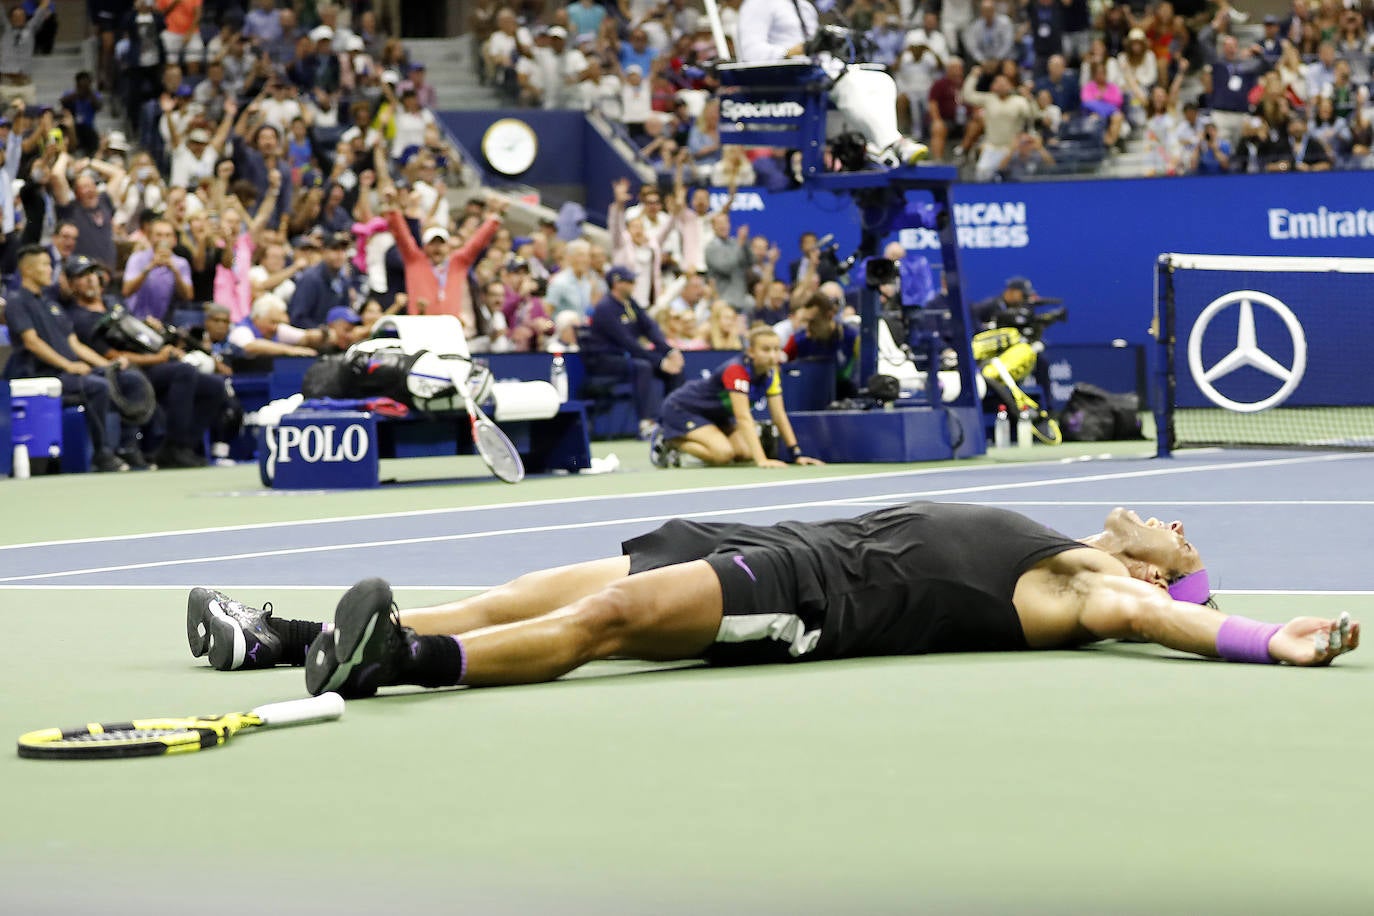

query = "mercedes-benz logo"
[1186,290,1307,413]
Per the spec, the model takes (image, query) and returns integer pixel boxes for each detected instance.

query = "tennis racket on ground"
[461,381,525,484]
[16,693,345,760]
[411,354,525,483]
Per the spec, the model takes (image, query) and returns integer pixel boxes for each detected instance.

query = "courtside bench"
[254,353,592,488]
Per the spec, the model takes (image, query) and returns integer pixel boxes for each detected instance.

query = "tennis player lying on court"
[187,502,1359,698]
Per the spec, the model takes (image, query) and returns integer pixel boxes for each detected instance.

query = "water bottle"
[1017,408,1033,450]
[12,444,30,479]
[550,354,568,403]
[993,404,1010,449]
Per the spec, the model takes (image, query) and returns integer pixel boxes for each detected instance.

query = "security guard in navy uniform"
[583,265,685,439]
[2,245,137,471]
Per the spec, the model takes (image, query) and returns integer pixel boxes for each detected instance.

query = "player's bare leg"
[306,563,725,696]
[456,560,724,685]
[398,557,632,636]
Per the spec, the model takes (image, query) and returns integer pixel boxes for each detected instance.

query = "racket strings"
[64,729,201,743]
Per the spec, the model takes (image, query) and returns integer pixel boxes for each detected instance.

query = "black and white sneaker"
[649,428,670,469]
[186,588,282,670]
[92,450,129,473]
[304,578,410,699]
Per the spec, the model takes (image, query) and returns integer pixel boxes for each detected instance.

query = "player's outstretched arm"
[1076,573,1359,666]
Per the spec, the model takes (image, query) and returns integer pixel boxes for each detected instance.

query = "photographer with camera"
[68,255,230,469]
[122,219,195,325]
[788,231,842,287]
[736,0,928,168]
[972,276,1065,416]
[783,283,859,399]
[1192,117,1232,175]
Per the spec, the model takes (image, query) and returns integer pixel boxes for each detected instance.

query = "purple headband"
[1168,569,1211,604]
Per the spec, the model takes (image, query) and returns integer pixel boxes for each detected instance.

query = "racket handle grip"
[252,693,346,727]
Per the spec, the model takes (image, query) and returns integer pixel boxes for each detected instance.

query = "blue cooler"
[10,377,63,468]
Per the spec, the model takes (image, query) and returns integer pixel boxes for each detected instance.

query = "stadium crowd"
[2,0,1372,473]
[475,0,1374,179]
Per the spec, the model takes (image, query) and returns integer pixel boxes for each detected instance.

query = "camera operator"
[122,218,195,325]
[1193,119,1232,175]
[782,283,859,399]
[736,0,928,168]
[972,276,1065,413]
[68,255,229,469]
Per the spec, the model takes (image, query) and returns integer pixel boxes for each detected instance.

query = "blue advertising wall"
[697,169,1374,346]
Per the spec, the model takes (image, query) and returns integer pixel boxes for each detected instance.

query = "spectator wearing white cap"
[382,185,507,346]
[338,33,368,93]
[621,64,653,138]
[1117,27,1158,116]
[895,11,947,138]
[169,98,237,187]
[522,26,585,110]
[314,2,356,51]
[303,25,343,93]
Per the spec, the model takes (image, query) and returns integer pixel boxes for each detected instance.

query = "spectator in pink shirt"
[1081,61,1127,150]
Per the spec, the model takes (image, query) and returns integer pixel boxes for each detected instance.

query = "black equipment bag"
[300,355,351,398]
[1056,383,1145,442]
[301,347,431,408]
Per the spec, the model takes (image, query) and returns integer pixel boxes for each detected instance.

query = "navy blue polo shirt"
[1209,59,1263,113]
[289,262,350,328]
[3,286,80,378]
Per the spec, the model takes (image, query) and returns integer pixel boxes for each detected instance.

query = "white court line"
[5,450,1366,553]
[1218,590,1374,596]
[0,462,1033,552]
[1,452,1363,585]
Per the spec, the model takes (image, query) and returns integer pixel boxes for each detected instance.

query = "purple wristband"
[1215,616,1282,664]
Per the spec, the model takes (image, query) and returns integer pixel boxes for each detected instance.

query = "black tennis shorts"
[623,519,828,666]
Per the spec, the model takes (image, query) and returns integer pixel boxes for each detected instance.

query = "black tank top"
[628,502,1085,656]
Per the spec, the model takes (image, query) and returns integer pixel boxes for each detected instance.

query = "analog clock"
[481,118,538,176]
